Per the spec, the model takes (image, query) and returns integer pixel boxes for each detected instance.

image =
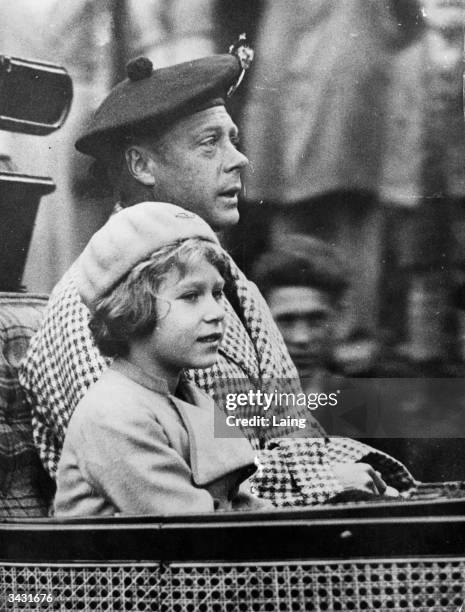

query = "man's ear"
[125,145,156,186]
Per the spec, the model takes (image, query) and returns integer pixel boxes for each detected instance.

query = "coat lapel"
[218,297,260,381]
[172,383,256,486]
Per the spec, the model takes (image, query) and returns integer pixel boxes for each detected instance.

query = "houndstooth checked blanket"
[19,229,415,506]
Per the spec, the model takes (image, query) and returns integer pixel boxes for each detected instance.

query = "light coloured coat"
[54,359,260,517]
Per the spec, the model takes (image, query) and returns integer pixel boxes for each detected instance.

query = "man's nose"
[225,143,249,172]
[288,321,314,345]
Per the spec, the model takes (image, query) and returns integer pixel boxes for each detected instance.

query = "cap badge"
[175,212,197,219]
[228,33,254,97]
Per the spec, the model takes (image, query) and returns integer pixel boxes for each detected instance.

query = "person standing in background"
[241,0,424,335]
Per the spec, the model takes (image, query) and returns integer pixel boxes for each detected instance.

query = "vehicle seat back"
[0,292,52,517]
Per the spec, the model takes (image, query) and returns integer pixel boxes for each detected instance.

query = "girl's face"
[137,258,225,381]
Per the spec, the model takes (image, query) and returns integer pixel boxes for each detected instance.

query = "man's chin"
[210,206,240,231]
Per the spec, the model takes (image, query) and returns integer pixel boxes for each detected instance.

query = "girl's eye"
[213,289,224,301]
[182,292,199,302]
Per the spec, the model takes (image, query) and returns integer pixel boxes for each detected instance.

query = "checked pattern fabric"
[0,293,51,516]
[19,229,415,506]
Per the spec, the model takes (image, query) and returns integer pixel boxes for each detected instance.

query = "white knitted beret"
[71,201,219,307]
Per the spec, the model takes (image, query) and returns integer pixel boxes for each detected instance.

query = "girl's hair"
[89,237,228,357]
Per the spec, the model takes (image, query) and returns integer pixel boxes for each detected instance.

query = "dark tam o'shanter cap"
[75,36,254,159]
[251,233,351,303]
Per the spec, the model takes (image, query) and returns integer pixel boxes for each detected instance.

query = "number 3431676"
[8,593,53,603]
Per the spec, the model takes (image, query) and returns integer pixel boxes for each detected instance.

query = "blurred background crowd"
[0,0,464,479]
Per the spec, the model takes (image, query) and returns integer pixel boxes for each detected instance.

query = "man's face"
[145,106,248,231]
[268,286,336,373]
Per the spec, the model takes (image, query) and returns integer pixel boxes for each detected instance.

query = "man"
[20,43,415,507]
[251,234,348,391]
[251,234,385,435]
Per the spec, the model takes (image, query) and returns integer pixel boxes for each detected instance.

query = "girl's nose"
[204,296,225,322]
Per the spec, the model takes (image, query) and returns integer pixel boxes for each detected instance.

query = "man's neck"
[120,194,143,208]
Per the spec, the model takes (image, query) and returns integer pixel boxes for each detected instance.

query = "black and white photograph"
[0,0,464,610]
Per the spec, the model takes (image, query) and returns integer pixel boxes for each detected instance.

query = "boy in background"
[251,234,349,398]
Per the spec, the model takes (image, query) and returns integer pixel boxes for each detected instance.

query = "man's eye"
[200,136,218,149]
[276,314,298,325]
[231,136,241,149]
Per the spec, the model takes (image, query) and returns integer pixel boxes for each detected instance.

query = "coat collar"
[111,358,256,486]
[111,358,170,395]
[216,296,260,380]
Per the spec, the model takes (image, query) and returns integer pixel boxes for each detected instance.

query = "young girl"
[54,235,261,516]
